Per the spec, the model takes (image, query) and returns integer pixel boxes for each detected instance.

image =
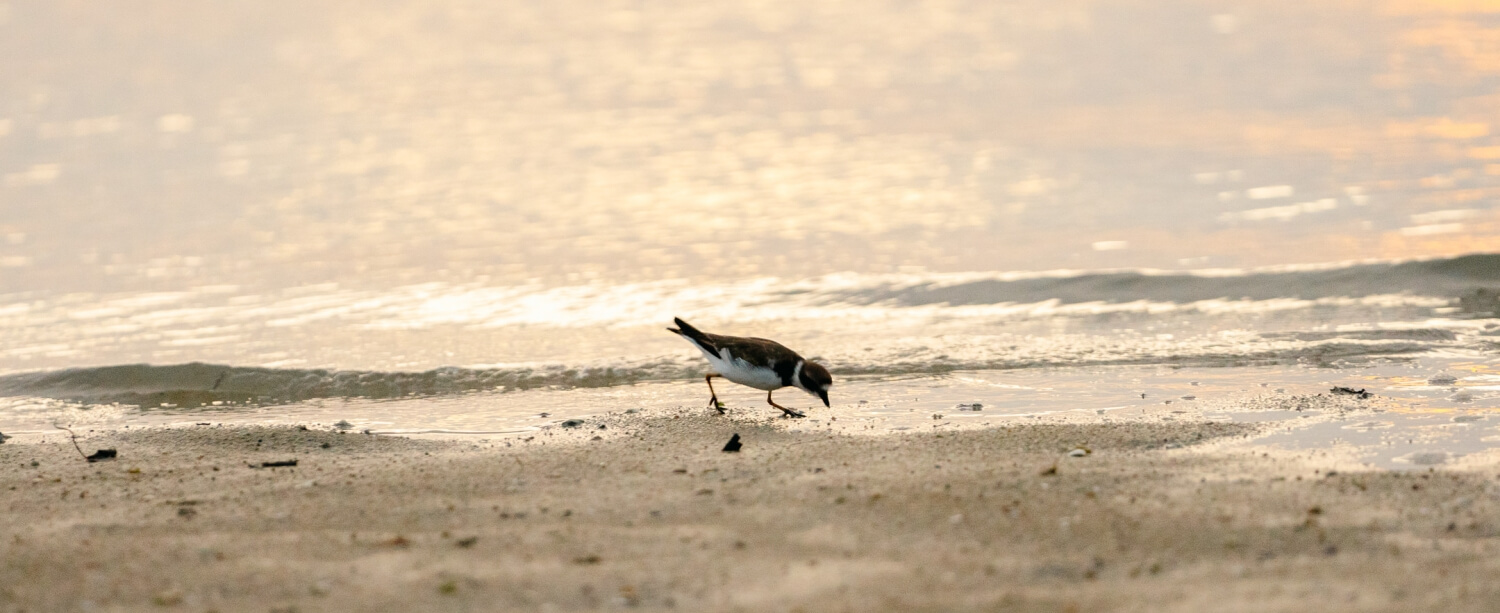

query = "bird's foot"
[709,398,727,414]
[779,407,807,418]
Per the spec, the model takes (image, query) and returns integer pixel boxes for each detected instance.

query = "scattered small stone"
[1068,448,1091,457]
[152,590,184,607]
[722,433,742,453]
[1180,395,1196,401]
[0,431,9,444]
[456,536,478,548]
[561,419,585,428]
[932,413,944,419]
[1428,373,1458,385]
[1450,390,1475,403]
[1040,464,1058,476]
[85,449,118,463]
[573,555,602,565]
[1400,451,1449,465]
[260,459,298,468]
[1330,386,1372,399]
[538,412,551,418]
[624,408,640,414]
[333,420,354,431]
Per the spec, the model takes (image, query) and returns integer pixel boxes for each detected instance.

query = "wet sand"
[4,398,1500,612]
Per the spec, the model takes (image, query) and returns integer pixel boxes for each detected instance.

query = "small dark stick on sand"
[722,433,742,453]
[1330,386,1372,399]
[54,424,118,462]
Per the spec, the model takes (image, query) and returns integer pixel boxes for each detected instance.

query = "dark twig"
[53,423,118,462]
[55,423,89,461]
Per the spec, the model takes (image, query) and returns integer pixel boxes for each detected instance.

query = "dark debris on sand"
[1330,386,1373,399]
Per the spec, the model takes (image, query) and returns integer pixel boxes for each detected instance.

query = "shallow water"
[2,1,1500,468]
[5,357,1500,470]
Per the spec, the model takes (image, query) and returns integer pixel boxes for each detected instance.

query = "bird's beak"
[818,390,830,407]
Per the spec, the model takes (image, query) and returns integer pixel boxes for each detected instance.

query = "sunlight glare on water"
[1,1,1499,465]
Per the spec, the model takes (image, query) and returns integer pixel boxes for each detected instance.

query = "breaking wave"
[817,254,1500,308]
[0,335,1455,408]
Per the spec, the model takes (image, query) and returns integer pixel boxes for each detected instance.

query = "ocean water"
[2,1,1499,468]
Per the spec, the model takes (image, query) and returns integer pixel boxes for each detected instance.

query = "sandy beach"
[6,1,1500,611]
[4,395,1499,612]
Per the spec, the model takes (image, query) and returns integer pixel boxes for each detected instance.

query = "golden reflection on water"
[0,0,1498,293]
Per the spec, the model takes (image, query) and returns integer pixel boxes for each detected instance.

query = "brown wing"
[706,334,803,386]
[703,335,795,364]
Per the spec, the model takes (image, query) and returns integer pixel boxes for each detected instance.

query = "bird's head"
[798,360,833,407]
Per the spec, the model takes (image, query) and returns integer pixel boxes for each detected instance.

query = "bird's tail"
[667,317,717,353]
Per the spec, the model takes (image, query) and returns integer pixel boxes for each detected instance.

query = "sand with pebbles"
[3,396,1500,612]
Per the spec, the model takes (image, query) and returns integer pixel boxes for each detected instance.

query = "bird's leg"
[705,374,726,414]
[767,390,806,418]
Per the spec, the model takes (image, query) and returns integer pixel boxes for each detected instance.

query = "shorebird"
[667,317,832,418]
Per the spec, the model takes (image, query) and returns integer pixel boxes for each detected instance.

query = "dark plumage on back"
[670,317,798,366]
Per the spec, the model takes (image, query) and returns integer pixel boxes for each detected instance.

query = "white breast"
[705,348,786,391]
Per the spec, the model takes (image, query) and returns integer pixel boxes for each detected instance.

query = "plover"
[667,317,832,418]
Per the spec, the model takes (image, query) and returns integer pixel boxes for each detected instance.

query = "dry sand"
[4,398,1500,612]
